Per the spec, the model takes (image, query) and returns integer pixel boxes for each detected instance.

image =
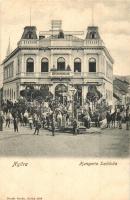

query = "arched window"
[57,57,65,71]
[41,58,49,72]
[89,58,96,72]
[74,58,81,72]
[26,58,34,72]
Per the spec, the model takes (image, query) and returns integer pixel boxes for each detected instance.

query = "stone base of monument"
[48,125,101,134]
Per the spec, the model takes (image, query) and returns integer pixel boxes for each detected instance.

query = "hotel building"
[2,20,114,106]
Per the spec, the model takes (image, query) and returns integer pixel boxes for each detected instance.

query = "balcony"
[15,71,105,80]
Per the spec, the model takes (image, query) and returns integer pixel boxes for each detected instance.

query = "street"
[0,124,130,157]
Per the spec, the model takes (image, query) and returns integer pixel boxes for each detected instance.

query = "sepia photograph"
[0,0,130,200]
[0,0,130,158]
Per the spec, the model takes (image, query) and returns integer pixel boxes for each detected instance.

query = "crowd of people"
[0,98,130,136]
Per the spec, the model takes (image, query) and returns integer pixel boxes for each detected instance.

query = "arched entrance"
[55,84,68,105]
[87,85,102,102]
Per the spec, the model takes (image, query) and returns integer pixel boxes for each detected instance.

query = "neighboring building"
[113,77,130,106]
[1,20,114,105]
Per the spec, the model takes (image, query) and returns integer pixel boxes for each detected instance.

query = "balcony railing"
[16,72,49,78]
[17,38,104,48]
[17,39,39,47]
[15,71,105,79]
[85,39,104,46]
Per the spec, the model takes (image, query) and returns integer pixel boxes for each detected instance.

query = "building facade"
[2,20,114,106]
[113,77,130,107]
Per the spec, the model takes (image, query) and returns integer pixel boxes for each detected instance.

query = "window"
[58,30,64,38]
[90,32,96,39]
[74,58,81,72]
[4,62,14,80]
[41,58,49,72]
[28,32,33,39]
[26,58,34,72]
[57,57,65,71]
[89,58,96,72]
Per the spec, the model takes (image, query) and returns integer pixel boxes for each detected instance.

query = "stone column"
[83,53,87,73]
[50,49,54,70]
[21,54,25,74]
[69,52,72,70]
[16,83,20,99]
[35,54,39,73]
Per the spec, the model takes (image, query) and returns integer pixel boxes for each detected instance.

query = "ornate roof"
[86,26,101,39]
[21,26,38,39]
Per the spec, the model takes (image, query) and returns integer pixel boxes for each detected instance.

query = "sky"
[0,0,130,76]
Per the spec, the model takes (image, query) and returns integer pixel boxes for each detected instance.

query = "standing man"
[6,111,12,128]
[72,118,78,135]
[13,117,19,132]
[118,109,124,129]
[126,106,130,130]
[34,118,41,135]
[28,115,33,129]
[106,110,111,128]
[0,111,4,131]
[51,114,56,136]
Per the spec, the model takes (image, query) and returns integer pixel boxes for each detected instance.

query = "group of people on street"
[0,98,130,135]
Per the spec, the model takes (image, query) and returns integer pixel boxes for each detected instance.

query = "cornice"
[2,45,114,65]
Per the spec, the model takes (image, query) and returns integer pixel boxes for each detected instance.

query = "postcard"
[0,0,130,199]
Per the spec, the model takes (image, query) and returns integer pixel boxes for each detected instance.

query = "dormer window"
[91,32,96,39]
[21,26,38,39]
[28,32,33,39]
[58,30,64,38]
[86,27,100,40]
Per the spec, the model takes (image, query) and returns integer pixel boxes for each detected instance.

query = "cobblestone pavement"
[0,124,130,157]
